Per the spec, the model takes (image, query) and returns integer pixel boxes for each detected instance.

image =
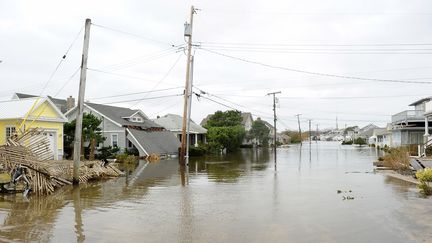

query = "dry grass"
[382,147,411,172]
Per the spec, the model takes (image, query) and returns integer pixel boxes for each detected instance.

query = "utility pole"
[295,114,302,145]
[267,91,281,160]
[308,119,312,144]
[185,55,194,166]
[180,6,196,166]
[316,124,319,142]
[73,18,91,185]
[336,116,338,130]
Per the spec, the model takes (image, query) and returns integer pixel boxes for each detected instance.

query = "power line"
[100,94,183,105]
[38,25,84,97]
[129,53,183,108]
[92,23,176,46]
[53,66,81,97]
[199,48,432,84]
[100,46,184,71]
[87,68,177,85]
[197,41,432,47]
[88,86,183,101]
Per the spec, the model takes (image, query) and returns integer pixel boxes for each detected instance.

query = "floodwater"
[1,142,431,243]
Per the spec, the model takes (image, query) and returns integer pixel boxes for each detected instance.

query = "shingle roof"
[15,93,68,113]
[409,97,432,106]
[152,114,207,133]
[127,129,180,155]
[85,102,161,129]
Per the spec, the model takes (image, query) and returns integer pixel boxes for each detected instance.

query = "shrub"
[116,154,137,164]
[382,147,410,172]
[189,146,207,157]
[416,168,432,195]
[341,140,353,145]
[353,137,367,146]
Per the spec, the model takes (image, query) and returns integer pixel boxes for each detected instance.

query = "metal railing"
[391,110,424,123]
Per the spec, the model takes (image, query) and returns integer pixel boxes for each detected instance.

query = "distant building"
[152,114,207,147]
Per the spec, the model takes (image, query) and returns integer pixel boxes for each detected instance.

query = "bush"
[124,147,139,156]
[417,169,432,195]
[416,168,432,195]
[353,137,367,146]
[189,146,208,157]
[382,147,410,172]
[96,146,119,160]
[116,154,138,164]
[341,140,353,145]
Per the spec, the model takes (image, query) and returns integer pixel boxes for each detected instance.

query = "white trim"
[30,97,68,122]
[111,133,119,147]
[126,128,149,156]
[129,110,148,119]
[5,125,16,139]
[67,104,123,128]
[102,130,124,133]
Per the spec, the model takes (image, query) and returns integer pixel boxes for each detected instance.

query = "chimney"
[67,96,75,111]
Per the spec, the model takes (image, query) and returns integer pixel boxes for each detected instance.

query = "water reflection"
[0,143,431,242]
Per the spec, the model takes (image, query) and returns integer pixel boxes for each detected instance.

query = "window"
[5,126,16,138]
[111,134,118,147]
[131,117,143,122]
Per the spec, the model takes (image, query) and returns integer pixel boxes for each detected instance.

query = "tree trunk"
[81,136,85,160]
[89,138,96,161]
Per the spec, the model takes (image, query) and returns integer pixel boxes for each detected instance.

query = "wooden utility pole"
[316,124,319,142]
[185,55,194,166]
[296,114,302,145]
[308,119,312,144]
[267,91,281,160]
[180,6,196,166]
[73,18,91,185]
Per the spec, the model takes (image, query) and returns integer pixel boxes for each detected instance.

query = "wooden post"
[73,18,91,185]
[180,6,195,166]
[267,91,281,161]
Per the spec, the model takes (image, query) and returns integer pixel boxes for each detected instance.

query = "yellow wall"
[0,101,65,149]
[0,119,64,149]
[30,101,59,118]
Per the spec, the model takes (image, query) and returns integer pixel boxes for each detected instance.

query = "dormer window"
[131,117,143,122]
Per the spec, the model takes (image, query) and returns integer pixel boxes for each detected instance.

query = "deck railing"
[391,110,424,123]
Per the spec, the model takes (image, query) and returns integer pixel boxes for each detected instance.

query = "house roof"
[127,128,180,155]
[0,97,66,122]
[14,93,68,113]
[359,124,379,137]
[152,114,207,133]
[373,128,388,136]
[84,102,161,129]
[409,97,432,106]
[241,112,253,126]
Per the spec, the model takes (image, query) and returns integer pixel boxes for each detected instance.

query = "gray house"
[391,98,430,148]
[152,114,207,147]
[65,102,180,157]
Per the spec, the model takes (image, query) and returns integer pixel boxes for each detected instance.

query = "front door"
[43,131,57,160]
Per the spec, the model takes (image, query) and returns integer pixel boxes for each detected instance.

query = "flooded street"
[1,142,431,242]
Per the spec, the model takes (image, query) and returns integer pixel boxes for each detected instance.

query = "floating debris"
[0,128,123,195]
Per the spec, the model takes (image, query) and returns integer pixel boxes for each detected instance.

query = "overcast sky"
[2,0,432,131]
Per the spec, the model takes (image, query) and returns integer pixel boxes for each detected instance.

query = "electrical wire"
[100,94,183,105]
[87,68,177,85]
[88,86,183,100]
[199,48,432,84]
[129,53,183,108]
[53,66,81,97]
[92,23,176,46]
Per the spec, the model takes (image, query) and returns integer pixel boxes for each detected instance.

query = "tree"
[204,110,245,153]
[353,137,367,146]
[249,119,270,147]
[207,126,246,152]
[64,113,105,160]
[205,110,243,128]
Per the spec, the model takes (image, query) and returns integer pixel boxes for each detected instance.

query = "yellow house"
[0,97,67,160]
